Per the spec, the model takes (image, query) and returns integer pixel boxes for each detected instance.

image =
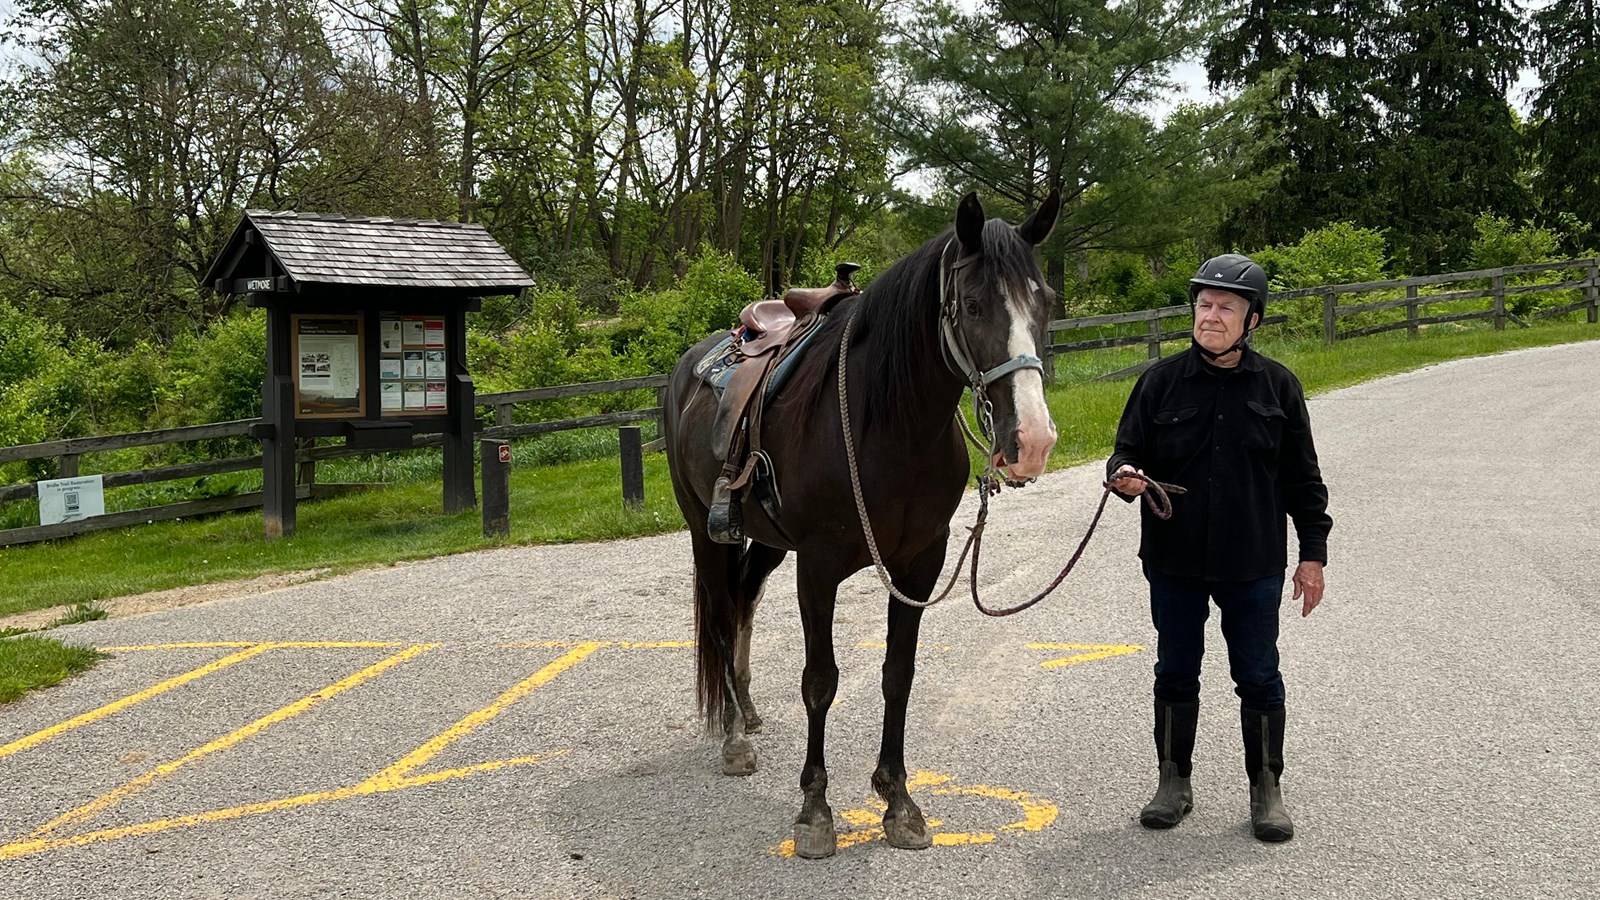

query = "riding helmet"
[1188,254,1269,323]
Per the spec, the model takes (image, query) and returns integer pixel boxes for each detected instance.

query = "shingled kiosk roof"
[205,210,534,298]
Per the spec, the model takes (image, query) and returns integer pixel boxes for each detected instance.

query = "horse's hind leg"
[734,542,786,734]
[792,552,843,859]
[873,537,945,850]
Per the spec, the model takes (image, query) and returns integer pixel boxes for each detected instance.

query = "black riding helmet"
[1188,253,1268,359]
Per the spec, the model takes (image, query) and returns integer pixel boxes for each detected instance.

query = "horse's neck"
[858,289,965,444]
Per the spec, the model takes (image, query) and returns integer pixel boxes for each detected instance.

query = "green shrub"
[1253,223,1392,340]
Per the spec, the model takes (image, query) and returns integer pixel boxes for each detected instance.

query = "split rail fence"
[2,257,1595,546]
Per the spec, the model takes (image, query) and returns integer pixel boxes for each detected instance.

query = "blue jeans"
[1145,564,1287,711]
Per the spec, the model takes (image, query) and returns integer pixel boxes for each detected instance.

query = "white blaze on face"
[998,280,1057,479]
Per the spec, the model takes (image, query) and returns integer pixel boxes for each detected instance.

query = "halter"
[937,240,1046,391]
[935,239,1045,447]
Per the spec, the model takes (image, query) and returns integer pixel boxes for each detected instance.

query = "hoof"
[793,817,837,859]
[721,736,758,776]
[883,808,932,850]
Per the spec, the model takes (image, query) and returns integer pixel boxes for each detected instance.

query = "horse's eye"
[965,299,980,316]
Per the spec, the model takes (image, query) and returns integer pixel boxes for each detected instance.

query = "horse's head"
[942,191,1061,481]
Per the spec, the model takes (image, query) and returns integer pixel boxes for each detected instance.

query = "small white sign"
[39,475,106,526]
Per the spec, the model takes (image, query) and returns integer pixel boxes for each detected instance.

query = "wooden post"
[1588,260,1599,325]
[1492,273,1506,332]
[495,403,513,428]
[262,305,297,539]
[1406,285,1419,339]
[59,453,79,479]
[480,439,510,537]
[443,311,477,514]
[296,438,316,487]
[619,425,644,510]
[656,386,671,457]
[1322,291,1337,347]
[1147,314,1161,360]
[263,375,297,539]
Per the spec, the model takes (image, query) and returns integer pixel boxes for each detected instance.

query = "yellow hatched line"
[1026,643,1144,669]
[495,640,692,650]
[97,642,260,652]
[99,641,407,652]
[0,644,278,761]
[361,642,603,787]
[29,643,438,839]
[0,750,568,861]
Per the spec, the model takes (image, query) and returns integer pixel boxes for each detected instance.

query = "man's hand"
[1111,464,1146,496]
[1293,561,1325,617]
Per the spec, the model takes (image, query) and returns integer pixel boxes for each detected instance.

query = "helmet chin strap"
[1192,319,1258,362]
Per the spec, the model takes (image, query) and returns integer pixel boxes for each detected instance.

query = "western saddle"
[705,263,861,543]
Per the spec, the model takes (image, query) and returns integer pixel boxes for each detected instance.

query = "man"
[1106,253,1331,842]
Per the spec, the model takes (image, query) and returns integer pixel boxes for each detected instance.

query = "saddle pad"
[692,319,827,404]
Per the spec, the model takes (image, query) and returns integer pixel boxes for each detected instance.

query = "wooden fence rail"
[2,258,1597,546]
[1047,256,1600,376]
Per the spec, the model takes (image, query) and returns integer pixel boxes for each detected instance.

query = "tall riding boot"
[1242,706,1293,842]
[1139,699,1198,829]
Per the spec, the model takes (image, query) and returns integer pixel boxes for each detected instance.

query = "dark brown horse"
[662,192,1061,858]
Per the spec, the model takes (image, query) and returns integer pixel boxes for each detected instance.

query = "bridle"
[838,238,1184,616]
[935,239,1046,471]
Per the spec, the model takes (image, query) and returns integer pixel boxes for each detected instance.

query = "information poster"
[381,314,449,417]
[404,381,426,410]
[295,316,362,417]
[38,475,105,526]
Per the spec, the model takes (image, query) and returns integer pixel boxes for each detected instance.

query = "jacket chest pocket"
[1153,405,1202,461]
[1244,400,1286,453]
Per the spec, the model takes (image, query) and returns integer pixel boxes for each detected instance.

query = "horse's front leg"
[873,536,944,850]
[792,553,842,859]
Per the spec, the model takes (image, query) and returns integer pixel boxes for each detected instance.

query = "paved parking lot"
[3,341,1598,898]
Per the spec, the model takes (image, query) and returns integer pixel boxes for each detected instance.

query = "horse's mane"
[783,220,1042,436]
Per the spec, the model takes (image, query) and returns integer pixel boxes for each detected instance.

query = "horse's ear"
[1018,189,1061,245]
[956,192,984,254]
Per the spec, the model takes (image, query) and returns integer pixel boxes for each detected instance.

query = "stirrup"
[707,476,744,544]
[751,451,782,522]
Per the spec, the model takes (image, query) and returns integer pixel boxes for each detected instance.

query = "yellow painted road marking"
[496,640,693,650]
[1027,642,1143,669]
[772,770,1058,858]
[0,644,278,761]
[99,641,407,652]
[30,643,437,838]
[361,642,603,787]
[0,750,568,861]
[97,642,260,652]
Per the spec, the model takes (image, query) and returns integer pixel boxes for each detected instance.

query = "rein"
[837,251,1186,616]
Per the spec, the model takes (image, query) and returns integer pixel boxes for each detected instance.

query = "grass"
[1,316,1597,616]
[0,635,104,704]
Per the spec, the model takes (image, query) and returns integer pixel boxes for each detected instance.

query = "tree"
[1529,0,1600,244]
[0,0,441,343]
[889,0,1274,295]
[1375,0,1529,271]
[1205,0,1388,248]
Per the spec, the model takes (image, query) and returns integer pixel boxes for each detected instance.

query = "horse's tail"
[692,539,741,732]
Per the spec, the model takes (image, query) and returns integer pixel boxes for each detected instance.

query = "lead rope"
[839,303,982,609]
[839,289,1184,616]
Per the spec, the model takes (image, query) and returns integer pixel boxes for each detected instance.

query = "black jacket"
[1107,345,1331,581]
